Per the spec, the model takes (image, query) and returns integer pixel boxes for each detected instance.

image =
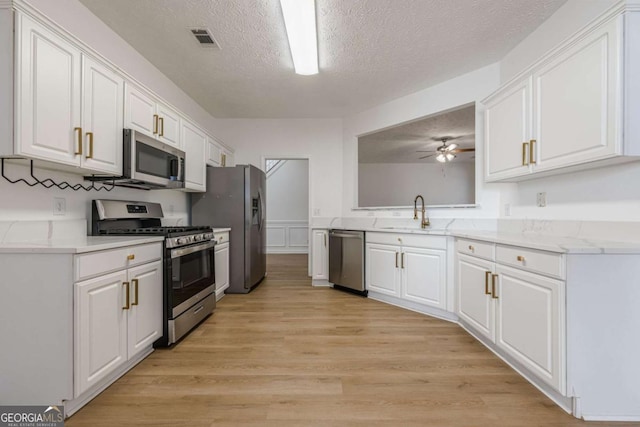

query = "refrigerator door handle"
[257,189,265,231]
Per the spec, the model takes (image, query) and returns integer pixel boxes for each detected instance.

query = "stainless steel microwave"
[119,129,185,189]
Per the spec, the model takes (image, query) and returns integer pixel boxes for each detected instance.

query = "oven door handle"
[171,240,215,259]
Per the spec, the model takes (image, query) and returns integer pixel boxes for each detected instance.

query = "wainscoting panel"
[266,220,309,253]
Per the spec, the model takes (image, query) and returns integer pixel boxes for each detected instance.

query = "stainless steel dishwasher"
[329,229,366,296]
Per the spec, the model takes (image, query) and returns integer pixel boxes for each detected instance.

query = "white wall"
[0,161,188,226]
[359,162,475,207]
[342,63,504,219]
[213,119,343,225]
[267,160,309,221]
[265,159,309,253]
[498,0,640,221]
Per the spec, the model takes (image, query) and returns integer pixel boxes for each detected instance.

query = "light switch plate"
[536,192,547,207]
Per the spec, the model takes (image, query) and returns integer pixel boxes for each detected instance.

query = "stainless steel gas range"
[92,199,215,346]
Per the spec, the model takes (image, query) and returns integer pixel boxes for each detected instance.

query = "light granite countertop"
[322,226,640,254]
[0,235,165,254]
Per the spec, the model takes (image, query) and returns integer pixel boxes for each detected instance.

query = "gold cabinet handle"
[86,132,94,159]
[127,254,135,261]
[131,279,139,306]
[468,245,474,252]
[529,139,536,164]
[517,255,525,262]
[123,282,130,310]
[74,127,83,155]
[522,142,529,166]
[491,274,498,299]
[153,114,159,134]
[401,252,405,269]
[485,271,492,295]
[395,252,399,268]
[159,117,164,137]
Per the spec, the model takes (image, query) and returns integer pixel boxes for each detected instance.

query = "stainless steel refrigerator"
[191,165,266,293]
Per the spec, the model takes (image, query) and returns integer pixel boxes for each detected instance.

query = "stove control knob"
[194,235,201,242]
[177,238,184,245]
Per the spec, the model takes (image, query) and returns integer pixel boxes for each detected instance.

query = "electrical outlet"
[53,197,66,216]
[536,192,547,207]
[313,208,321,216]
[392,211,401,217]
[504,203,511,217]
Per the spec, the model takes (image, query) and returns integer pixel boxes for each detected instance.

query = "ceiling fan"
[417,137,475,162]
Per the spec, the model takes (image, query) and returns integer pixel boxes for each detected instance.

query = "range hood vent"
[190,28,220,49]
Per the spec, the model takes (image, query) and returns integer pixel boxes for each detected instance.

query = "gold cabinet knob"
[468,245,474,252]
[517,255,525,262]
[127,254,135,260]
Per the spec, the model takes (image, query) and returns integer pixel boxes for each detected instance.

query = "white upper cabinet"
[81,56,124,174]
[207,139,222,167]
[15,12,82,166]
[484,11,640,182]
[124,84,182,148]
[181,120,207,192]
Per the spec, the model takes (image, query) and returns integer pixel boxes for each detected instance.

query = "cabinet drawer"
[214,231,229,244]
[456,238,495,261]
[496,245,564,279]
[366,232,447,250]
[75,243,162,281]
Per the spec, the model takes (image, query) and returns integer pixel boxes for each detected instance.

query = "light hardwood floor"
[66,254,636,426]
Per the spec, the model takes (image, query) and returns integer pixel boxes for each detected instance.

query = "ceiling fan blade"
[416,150,436,153]
[450,148,475,153]
[418,154,437,159]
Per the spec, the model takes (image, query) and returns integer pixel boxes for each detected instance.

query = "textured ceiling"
[359,103,475,164]
[78,0,566,118]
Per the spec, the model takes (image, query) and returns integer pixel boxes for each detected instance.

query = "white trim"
[266,220,309,254]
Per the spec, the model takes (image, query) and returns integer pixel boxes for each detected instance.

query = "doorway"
[264,158,310,254]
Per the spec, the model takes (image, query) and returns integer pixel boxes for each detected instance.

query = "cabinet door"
[127,261,163,358]
[207,140,222,166]
[484,77,532,181]
[81,56,124,174]
[401,246,446,309]
[533,19,619,171]
[366,243,400,296]
[457,254,495,341]
[182,120,207,191]
[215,243,230,297]
[495,265,565,393]
[75,270,128,396]
[16,13,81,165]
[124,84,156,137]
[311,230,328,280]
[156,103,181,148]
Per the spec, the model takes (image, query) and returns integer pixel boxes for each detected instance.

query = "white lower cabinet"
[74,250,162,397]
[311,229,329,281]
[215,239,230,299]
[366,233,447,311]
[456,239,565,394]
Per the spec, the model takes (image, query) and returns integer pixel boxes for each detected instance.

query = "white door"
[484,77,532,181]
[457,254,495,341]
[311,230,328,280]
[74,270,128,396]
[182,120,207,191]
[401,246,446,309]
[16,13,81,165]
[495,265,565,393]
[215,243,230,296]
[81,55,124,174]
[533,19,619,172]
[366,243,400,296]
[127,261,163,358]
[124,84,156,137]
[156,103,181,148]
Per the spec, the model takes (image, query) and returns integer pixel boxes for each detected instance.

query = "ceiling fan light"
[436,153,446,163]
[446,153,455,161]
[447,143,458,151]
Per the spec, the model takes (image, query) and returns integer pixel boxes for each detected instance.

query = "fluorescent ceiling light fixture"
[280,0,318,75]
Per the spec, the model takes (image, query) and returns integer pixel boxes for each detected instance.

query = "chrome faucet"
[414,195,430,229]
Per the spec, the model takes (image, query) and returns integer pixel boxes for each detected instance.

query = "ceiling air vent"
[190,28,220,49]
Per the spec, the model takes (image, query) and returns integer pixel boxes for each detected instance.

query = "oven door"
[170,240,215,318]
